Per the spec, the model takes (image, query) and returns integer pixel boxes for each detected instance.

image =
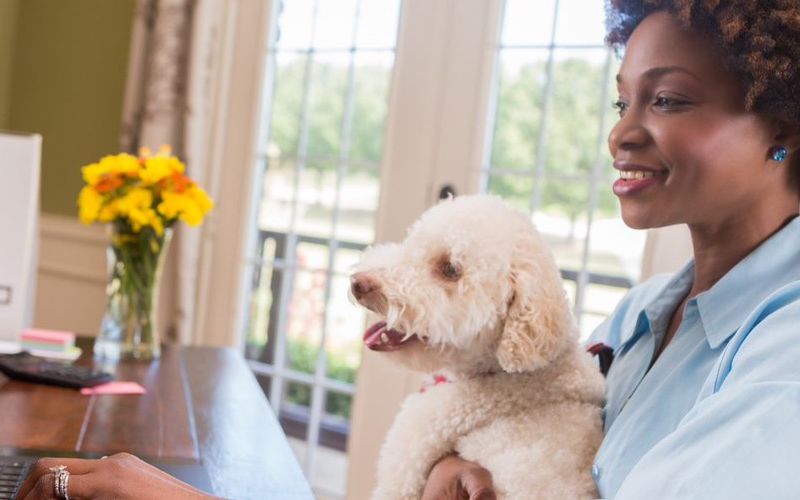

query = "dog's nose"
[351,273,378,300]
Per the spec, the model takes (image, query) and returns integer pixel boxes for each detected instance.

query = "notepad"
[19,329,80,360]
[80,381,147,396]
[21,328,75,347]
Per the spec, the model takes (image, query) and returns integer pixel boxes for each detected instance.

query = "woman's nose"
[608,110,649,155]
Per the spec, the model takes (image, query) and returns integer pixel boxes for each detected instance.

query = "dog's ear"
[496,233,575,373]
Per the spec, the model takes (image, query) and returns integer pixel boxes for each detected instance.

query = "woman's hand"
[16,453,214,500]
[421,454,496,500]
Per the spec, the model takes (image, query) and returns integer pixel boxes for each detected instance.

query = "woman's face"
[608,11,787,230]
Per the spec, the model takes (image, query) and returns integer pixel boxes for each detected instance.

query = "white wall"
[641,225,693,280]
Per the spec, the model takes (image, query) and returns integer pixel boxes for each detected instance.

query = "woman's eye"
[612,99,628,116]
[653,96,687,108]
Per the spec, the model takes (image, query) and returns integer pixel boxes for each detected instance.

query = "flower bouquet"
[78,146,213,360]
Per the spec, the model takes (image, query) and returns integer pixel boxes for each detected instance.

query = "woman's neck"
[687,209,799,297]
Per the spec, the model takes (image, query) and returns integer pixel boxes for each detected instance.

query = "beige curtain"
[120,0,233,344]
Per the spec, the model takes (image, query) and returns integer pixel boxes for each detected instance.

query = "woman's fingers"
[19,472,94,500]
[421,455,497,500]
[15,453,212,500]
[19,472,55,500]
[460,466,497,500]
[16,457,98,499]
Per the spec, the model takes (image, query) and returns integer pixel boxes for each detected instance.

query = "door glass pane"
[356,0,401,49]
[501,0,557,46]
[484,1,644,334]
[490,49,548,172]
[554,0,607,45]
[243,1,402,497]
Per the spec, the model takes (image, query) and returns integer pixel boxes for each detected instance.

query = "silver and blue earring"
[771,146,788,162]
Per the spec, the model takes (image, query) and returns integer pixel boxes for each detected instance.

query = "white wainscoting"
[34,214,107,335]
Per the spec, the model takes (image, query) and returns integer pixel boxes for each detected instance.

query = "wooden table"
[0,340,314,500]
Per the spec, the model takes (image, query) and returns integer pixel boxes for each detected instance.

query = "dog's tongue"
[363,321,410,351]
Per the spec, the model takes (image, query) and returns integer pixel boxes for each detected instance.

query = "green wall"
[0,0,20,129]
[7,0,135,216]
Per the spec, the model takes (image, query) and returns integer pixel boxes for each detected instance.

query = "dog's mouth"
[363,321,421,351]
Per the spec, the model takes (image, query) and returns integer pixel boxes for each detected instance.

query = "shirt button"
[592,464,601,480]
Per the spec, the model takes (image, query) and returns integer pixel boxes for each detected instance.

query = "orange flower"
[95,174,124,194]
[169,172,192,193]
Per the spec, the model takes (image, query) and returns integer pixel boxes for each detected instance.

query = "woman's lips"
[612,160,667,196]
[612,175,664,196]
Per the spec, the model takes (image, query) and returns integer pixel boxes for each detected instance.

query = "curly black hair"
[605,0,800,187]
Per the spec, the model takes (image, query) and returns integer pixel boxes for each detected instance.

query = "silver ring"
[49,465,70,500]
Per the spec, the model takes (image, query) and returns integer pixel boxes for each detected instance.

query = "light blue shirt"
[589,215,800,499]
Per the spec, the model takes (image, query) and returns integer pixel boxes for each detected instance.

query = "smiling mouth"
[362,321,421,351]
[612,167,669,196]
[618,169,665,180]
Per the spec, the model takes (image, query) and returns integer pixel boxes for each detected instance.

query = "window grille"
[242,0,402,496]
[482,0,645,337]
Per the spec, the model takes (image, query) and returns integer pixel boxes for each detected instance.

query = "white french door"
[202,1,654,498]
[348,1,647,497]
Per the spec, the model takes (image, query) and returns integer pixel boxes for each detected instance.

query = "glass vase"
[94,226,171,361]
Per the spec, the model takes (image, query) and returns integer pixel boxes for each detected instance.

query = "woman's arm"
[614,288,800,499]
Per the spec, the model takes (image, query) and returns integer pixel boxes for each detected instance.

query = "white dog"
[351,195,605,500]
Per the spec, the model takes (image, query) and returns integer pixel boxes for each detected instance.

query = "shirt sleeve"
[613,286,800,500]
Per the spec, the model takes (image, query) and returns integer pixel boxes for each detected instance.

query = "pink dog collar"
[420,374,451,393]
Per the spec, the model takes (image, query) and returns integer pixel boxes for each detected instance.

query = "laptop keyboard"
[0,456,34,499]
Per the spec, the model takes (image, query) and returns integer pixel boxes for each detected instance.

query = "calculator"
[0,352,113,389]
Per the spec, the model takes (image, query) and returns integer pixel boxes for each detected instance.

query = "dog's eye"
[440,261,462,281]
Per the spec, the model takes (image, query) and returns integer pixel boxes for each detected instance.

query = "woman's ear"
[496,233,576,373]
[770,120,800,157]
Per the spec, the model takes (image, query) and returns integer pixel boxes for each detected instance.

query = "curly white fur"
[352,195,605,499]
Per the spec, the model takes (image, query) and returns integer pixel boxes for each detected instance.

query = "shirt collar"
[695,215,800,348]
[616,262,695,355]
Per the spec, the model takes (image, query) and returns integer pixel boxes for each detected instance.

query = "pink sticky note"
[81,382,147,396]
[21,328,76,345]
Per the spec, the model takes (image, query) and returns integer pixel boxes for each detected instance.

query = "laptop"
[0,449,213,499]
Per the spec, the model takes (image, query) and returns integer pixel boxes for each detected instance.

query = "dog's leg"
[457,403,602,500]
[371,387,465,500]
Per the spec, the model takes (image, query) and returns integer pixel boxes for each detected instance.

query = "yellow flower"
[77,186,103,224]
[97,198,120,222]
[140,156,186,185]
[115,187,152,215]
[157,191,188,220]
[101,153,140,176]
[157,186,213,227]
[189,185,214,213]
[149,212,165,236]
[77,147,212,234]
[112,188,165,233]
[81,153,140,186]
[128,207,164,235]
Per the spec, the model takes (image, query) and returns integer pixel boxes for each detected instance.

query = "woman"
[422,1,800,499]
[17,0,800,498]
